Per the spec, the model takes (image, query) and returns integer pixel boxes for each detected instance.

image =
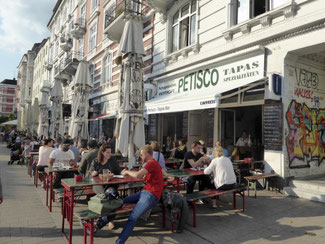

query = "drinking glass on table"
[102,169,111,182]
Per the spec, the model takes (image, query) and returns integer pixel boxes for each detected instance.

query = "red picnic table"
[60,176,145,244]
[167,168,205,192]
[45,166,79,212]
[165,158,183,169]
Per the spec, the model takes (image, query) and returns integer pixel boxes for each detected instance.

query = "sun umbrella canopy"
[70,60,92,146]
[50,79,64,139]
[38,91,50,138]
[115,18,146,169]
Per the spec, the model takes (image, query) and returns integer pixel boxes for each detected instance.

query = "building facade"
[46,0,154,140]
[32,39,50,134]
[0,79,17,116]
[16,43,42,132]
[144,0,325,180]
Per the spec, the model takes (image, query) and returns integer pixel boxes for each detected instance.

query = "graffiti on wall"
[294,68,324,107]
[286,100,325,168]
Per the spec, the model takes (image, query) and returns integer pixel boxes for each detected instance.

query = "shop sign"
[156,54,265,98]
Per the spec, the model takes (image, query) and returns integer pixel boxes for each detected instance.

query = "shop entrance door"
[220,109,236,147]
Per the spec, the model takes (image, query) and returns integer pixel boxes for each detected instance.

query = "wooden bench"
[185,186,246,227]
[75,203,166,244]
[244,173,279,198]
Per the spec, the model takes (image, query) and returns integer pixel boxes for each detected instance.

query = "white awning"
[1,119,17,126]
[145,78,267,115]
[145,92,218,115]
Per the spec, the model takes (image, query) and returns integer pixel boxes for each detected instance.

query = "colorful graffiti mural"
[286,100,325,168]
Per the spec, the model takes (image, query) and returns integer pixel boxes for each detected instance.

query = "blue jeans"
[115,190,159,244]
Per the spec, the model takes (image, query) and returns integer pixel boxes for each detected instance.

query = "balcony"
[63,51,82,76]
[71,18,86,40]
[44,60,53,70]
[40,80,51,93]
[104,0,144,42]
[146,0,173,21]
[54,61,69,81]
[60,33,73,52]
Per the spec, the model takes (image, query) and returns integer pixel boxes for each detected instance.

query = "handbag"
[88,193,123,215]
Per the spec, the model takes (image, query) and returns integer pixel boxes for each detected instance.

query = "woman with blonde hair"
[215,141,230,157]
[204,146,236,208]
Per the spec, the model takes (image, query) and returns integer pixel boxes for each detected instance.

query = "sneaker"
[212,205,218,209]
[196,199,204,204]
[41,183,44,188]
[107,221,115,230]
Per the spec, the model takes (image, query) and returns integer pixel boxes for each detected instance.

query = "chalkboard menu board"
[263,103,283,151]
[148,114,157,142]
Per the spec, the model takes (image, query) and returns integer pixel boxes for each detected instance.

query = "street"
[1,144,325,244]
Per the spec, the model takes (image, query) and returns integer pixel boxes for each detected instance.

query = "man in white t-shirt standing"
[49,139,76,188]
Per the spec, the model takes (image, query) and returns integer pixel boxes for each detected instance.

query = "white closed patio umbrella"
[115,17,146,169]
[38,90,50,138]
[69,60,92,146]
[32,98,39,134]
[50,79,64,139]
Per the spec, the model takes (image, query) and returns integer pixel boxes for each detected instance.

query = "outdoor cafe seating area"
[15,138,281,244]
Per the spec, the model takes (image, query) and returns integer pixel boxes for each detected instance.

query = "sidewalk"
[1,143,325,244]
[0,144,65,244]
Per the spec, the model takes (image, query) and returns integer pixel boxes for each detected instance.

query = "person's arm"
[48,158,55,167]
[78,155,88,175]
[204,160,215,175]
[187,157,205,168]
[122,168,148,179]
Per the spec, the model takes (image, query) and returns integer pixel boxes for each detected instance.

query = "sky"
[0,0,56,81]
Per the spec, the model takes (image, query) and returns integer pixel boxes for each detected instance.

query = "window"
[89,23,97,51]
[171,0,197,53]
[89,64,95,84]
[102,53,113,83]
[81,4,86,21]
[91,0,99,12]
[235,0,288,25]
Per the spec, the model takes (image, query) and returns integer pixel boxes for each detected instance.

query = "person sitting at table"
[204,146,236,208]
[48,139,76,188]
[199,140,207,155]
[150,141,167,171]
[116,145,169,244]
[215,141,229,158]
[78,140,99,178]
[79,139,89,159]
[89,144,121,231]
[183,141,211,194]
[68,139,79,164]
[235,130,252,159]
[170,138,187,159]
[37,138,55,187]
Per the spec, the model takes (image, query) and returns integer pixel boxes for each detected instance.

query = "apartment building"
[16,43,43,131]
[46,0,154,139]
[145,0,325,180]
[0,79,17,116]
[32,38,50,134]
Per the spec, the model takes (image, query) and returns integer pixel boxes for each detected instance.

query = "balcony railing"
[104,0,143,29]
[71,18,86,39]
[65,51,83,67]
